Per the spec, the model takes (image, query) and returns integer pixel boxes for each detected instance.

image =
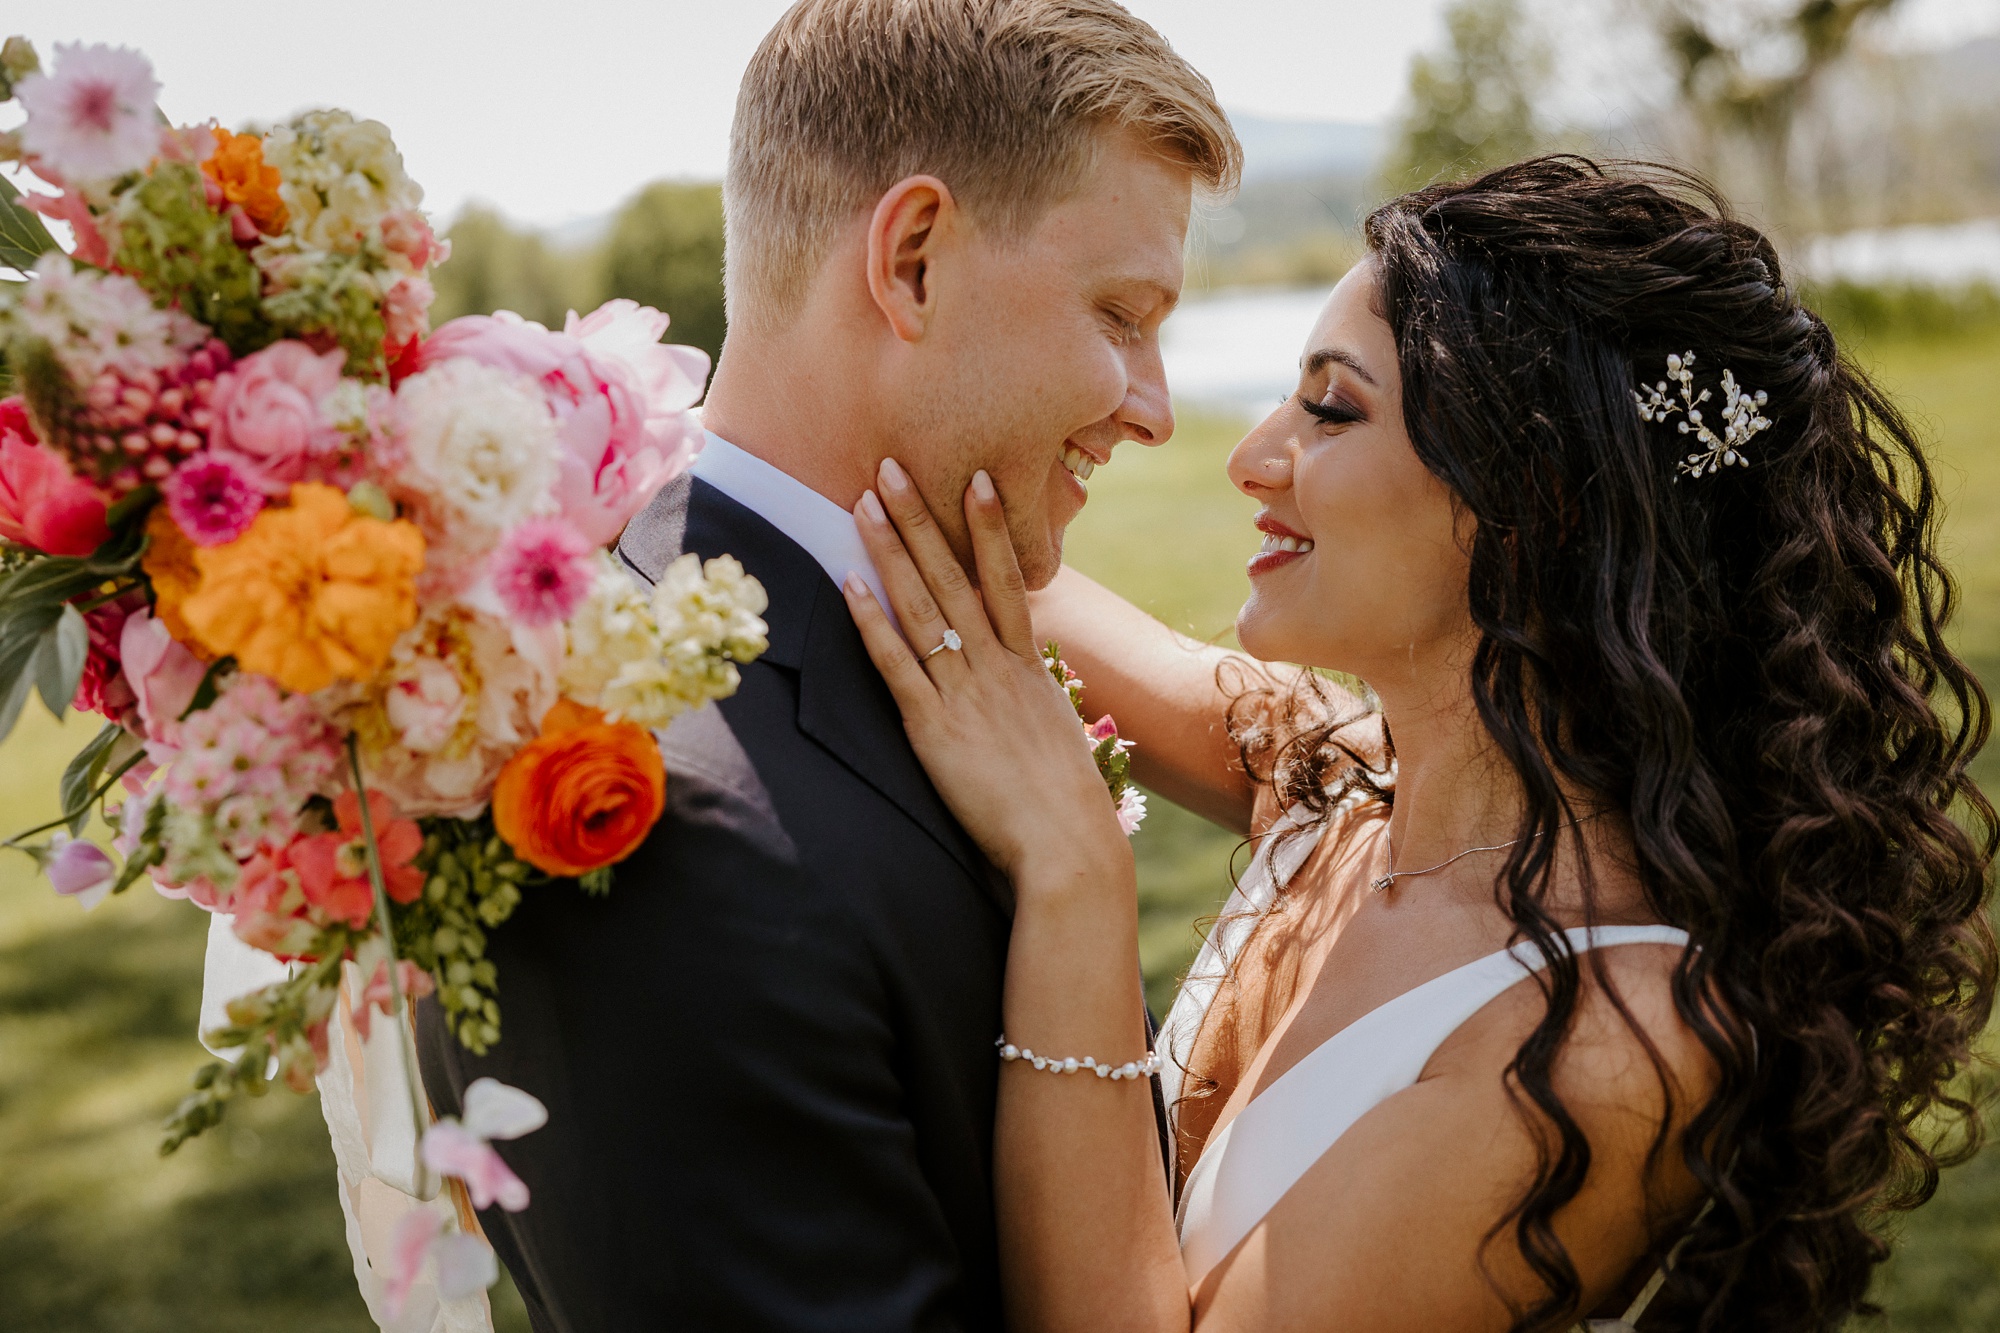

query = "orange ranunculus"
[202,127,289,236]
[142,504,209,652]
[179,483,425,694]
[492,699,666,877]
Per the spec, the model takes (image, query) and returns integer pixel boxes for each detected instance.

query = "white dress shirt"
[689,430,898,631]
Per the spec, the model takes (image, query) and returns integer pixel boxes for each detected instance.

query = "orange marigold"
[142,504,208,652]
[202,128,289,236]
[493,700,666,877]
[179,483,425,694]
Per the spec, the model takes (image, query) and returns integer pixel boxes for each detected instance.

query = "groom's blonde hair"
[724,0,1239,328]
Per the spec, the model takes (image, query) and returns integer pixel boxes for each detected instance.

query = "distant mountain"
[1229,113,1386,185]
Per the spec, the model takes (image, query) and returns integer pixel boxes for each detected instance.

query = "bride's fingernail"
[859,489,886,524]
[843,571,872,599]
[880,457,909,492]
[971,470,995,502]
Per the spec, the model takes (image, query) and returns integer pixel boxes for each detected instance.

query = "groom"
[418,1,1236,1327]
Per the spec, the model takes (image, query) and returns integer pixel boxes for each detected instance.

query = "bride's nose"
[1227,416,1297,497]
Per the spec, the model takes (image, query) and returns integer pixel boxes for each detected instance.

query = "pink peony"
[162,453,264,546]
[0,401,112,556]
[206,341,346,495]
[420,300,708,546]
[119,609,209,739]
[14,43,160,183]
[489,519,593,625]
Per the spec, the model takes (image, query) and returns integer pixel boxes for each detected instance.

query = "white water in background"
[1802,219,2000,288]
[1160,285,1333,420]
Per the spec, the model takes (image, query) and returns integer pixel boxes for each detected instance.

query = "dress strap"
[1178,924,1693,1290]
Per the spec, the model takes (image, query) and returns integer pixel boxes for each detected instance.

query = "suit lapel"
[623,478,1005,909]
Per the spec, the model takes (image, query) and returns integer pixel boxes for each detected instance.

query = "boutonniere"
[1043,642,1146,836]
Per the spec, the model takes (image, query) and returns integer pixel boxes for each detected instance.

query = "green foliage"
[164,948,347,1155]
[110,163,270,357]
[598,181,726,365]
[1383,0,1551,191]
[427,203,595,331]
[0,518,148,744]
[259,248,387,379]
[0,172,60,274]
[397,816,540,1054]
[429,180,727,368]
[1807,281,2000,345]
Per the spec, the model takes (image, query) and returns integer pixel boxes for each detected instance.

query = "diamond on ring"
[922,629,963,662]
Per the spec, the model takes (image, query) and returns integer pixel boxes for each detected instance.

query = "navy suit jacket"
[418,475,1012,1332]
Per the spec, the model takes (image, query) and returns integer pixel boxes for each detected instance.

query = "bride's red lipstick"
[1247,512,1315,578]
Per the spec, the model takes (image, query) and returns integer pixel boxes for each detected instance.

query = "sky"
[7,0,1999,227]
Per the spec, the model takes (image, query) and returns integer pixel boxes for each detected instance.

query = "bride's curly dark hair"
[1228,156,1997,1331]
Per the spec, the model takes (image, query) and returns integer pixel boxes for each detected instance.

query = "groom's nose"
[1114,337,1174,448]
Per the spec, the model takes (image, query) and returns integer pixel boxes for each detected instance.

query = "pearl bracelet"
[995,1035,1162,1081]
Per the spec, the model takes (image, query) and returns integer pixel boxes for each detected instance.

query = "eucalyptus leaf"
[0,175,58,276]
[0,656,34,744]
[34,602,88,718]
[58,723,121,836]
[0,598,59,743]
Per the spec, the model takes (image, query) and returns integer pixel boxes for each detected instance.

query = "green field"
[1,327,1997,1328]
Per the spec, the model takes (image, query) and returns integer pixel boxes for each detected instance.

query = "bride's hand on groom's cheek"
[844,458,1133,885]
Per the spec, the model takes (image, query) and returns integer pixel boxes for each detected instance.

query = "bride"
[839,158,1996,1332]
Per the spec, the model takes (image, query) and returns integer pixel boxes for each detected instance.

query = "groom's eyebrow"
[1303,347,1378,386]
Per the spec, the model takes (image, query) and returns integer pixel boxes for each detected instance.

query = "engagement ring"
[922,630,963,662]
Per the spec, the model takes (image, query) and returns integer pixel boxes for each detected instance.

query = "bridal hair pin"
[1634,351,1772,479]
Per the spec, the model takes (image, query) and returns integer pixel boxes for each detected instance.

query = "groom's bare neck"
[702,287,899,513]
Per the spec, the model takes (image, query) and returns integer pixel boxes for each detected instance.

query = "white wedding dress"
[1158,804,1691,1330]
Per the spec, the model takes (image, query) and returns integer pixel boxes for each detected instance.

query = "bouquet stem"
[346,735,440,1200]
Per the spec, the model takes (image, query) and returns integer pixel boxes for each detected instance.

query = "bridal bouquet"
[0,37,766,1308]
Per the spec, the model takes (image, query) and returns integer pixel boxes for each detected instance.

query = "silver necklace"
[1369,814,1597,894]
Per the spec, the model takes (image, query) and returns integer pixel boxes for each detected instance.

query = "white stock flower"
[560,552,769,729]
[392,359,559,571]
[262,109,422,255]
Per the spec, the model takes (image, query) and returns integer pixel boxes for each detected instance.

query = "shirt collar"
[688,431,896,631]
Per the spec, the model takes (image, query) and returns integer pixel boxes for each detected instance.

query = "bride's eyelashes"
[1297,391,1366,427]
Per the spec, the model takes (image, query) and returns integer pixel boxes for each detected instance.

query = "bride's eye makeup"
[1298,389,1365,426]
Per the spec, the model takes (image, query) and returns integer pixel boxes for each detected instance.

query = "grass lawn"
[0,327,1996,1329]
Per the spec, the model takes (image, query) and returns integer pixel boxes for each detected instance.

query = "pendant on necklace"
[1370,874,1394,893]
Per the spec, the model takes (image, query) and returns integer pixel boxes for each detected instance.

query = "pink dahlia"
[162,453,264,546]
[490,519,593,625]
[15,43,161,183]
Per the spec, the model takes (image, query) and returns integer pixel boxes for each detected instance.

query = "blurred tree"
[1644,0,1904,226]
[597,181,726,367]
[1383,0,1551,190]
[427,204,592,329]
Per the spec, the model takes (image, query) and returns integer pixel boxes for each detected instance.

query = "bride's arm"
[1028,568,1382,836]
[1027,567,1260,833]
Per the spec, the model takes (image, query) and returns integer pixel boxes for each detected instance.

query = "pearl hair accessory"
[1634,351,1772,479]
[996,1034,1162,1081]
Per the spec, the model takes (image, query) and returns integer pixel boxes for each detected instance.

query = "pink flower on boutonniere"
[420,1076,547,1212]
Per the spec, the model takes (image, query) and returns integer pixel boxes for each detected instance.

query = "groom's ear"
[865,175,951,343]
